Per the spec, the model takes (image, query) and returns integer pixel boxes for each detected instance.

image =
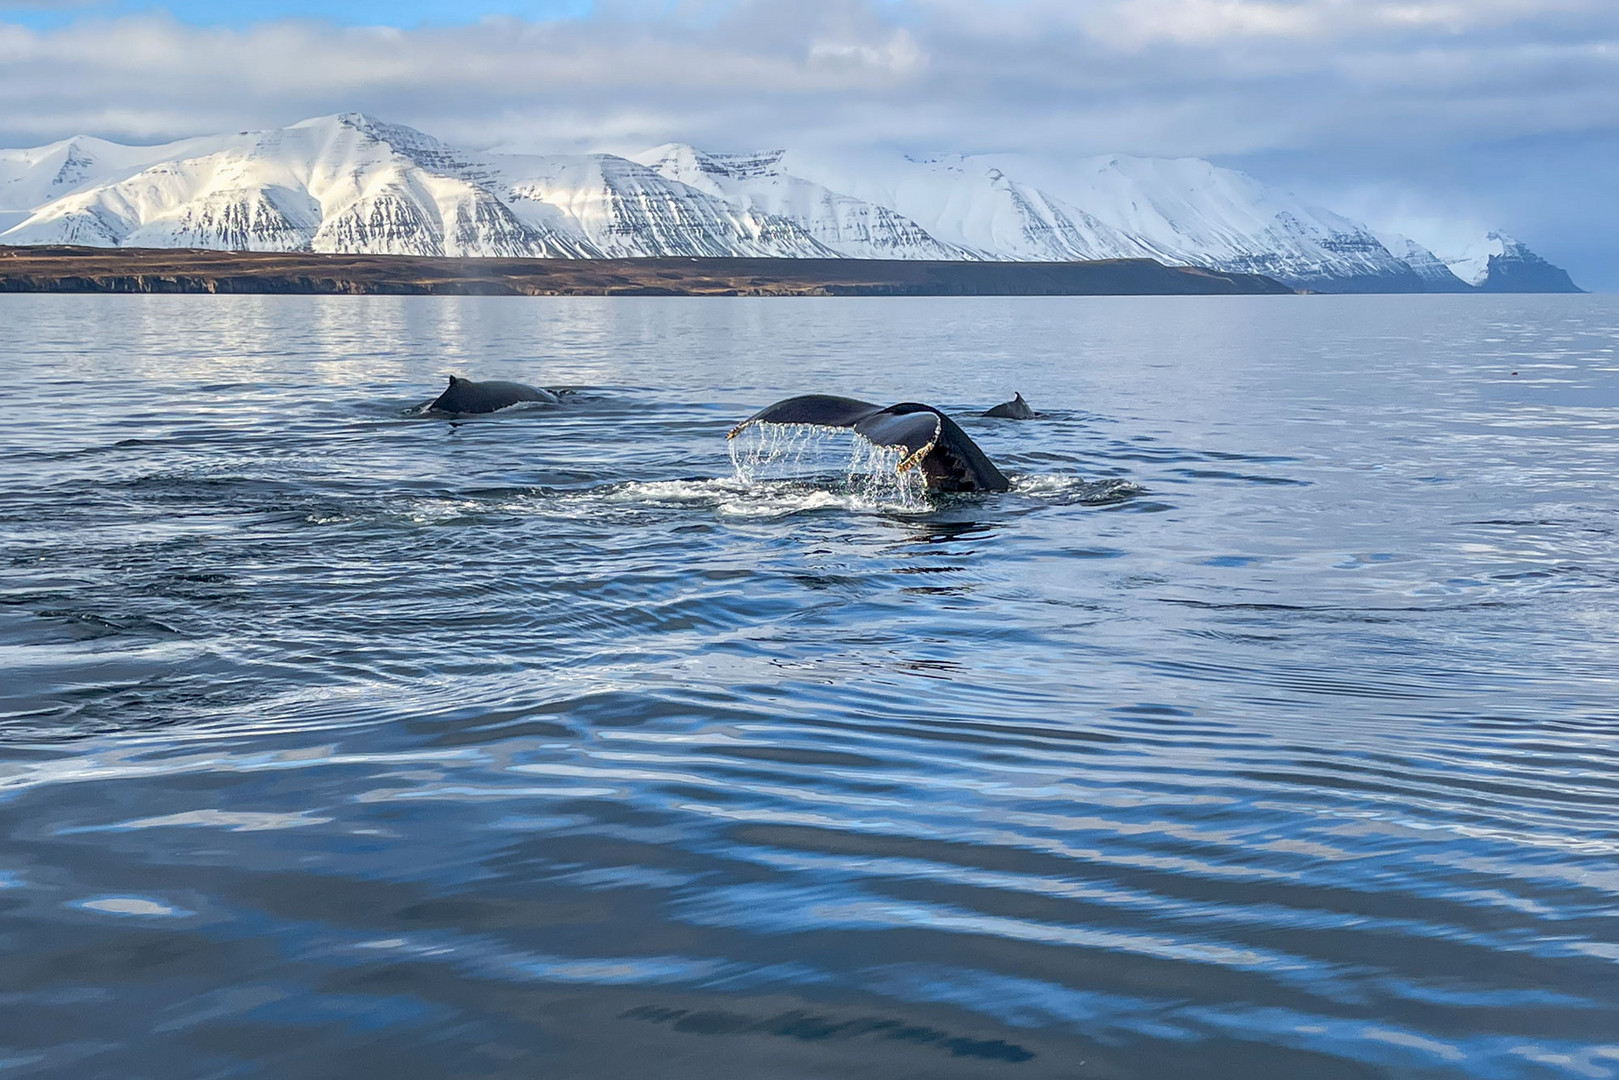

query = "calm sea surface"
[1,294,1616,1079]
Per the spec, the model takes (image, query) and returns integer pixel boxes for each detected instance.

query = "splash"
[728,422,931,512]
[727,422,844,484]
[844,431,931,510]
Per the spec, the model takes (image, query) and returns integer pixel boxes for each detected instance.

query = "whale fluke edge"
[729,394,1010,493]
[428,376,560,415]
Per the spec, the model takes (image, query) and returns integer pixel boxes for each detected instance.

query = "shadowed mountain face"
[0,113,1582,292]
[1477,242,1584,293]
[1431,231,1585,294]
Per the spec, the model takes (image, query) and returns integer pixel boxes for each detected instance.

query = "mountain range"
[0,113,1582,293]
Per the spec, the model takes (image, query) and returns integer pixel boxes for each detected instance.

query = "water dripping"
[728,423,931,512]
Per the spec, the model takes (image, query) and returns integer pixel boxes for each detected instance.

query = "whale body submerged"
[729,394,1010,493]
[985,393,1038,420]
[427,376,559,415]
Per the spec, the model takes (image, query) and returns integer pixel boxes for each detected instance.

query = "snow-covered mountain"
[0,132,220,235]
[0,115,595,257]
[490,150,837,259]
[1056,155,1432,293]
[631,145,974,260]
[0,113,1582,292]
[784,151,1439,292]
[776,151,1154,263]
[1434,232,1582,293]
[1374,232,1473,292]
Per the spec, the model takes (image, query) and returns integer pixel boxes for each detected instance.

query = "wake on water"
[465,424,936,523]
[725,422,1141,512]
[386,418,1137,522]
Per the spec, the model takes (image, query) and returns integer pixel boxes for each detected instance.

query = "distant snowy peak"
[1,132,212,213]
[1046,154,1428,291]
[641,145,791,184]
[0,113,1583,292]
[1437,232,1582,293]
[786,149,1429,287]
[783,151,1152,262]
[1374,233,1472,291]
[1443,233,1506,287]
[25,138,105,193]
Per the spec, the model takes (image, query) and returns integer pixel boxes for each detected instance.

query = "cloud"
[1,0,1609,157]
[0,0,1614,284]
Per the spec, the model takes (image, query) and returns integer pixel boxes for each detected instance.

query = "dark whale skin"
[984,393,1037,420]
[729,393,1010,493]
[427,376,560,415]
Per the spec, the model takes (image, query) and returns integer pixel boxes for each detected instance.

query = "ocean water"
[1,294,1616,1079]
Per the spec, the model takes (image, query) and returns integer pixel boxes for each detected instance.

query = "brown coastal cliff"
[0,246,1296,297]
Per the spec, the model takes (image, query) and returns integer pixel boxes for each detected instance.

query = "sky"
[0,0,1613,288]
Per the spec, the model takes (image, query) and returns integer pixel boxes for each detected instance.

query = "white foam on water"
[404,498,492,524]
[554,474,911,521]
[1011,473,1144,504]
[597,478,746,506]
[75,896,190,918]
[517,475,839,522]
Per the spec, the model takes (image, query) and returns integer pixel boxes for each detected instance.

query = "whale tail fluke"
[730,394,1009,492]
[728,394,885,438]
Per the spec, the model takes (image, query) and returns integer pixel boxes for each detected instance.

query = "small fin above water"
[984,392,1038,420]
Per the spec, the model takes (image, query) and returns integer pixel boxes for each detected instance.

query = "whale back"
[984,393,1036,420]
[430,376,559,415]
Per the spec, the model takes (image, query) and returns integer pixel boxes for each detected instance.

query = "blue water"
[1,294,1616,1079]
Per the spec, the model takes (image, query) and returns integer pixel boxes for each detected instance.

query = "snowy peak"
[782,151,1154,262]
[36,138,110,192]
[639,144,791,184]
[698,149,791,180]
[1035,153,1426,291]
[292,113,486,180]
[1436,232,1583,293]
[1375,232,1472,292]
[2,132,209,223]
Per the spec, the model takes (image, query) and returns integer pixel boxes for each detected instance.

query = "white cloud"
[0,0,1613,156]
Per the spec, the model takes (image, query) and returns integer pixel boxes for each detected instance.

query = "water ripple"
[0,295,1616,1078]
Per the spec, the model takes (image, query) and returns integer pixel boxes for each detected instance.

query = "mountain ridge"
[0,113,1582,293]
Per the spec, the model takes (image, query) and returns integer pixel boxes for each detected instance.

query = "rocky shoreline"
[0,246,1295,297]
